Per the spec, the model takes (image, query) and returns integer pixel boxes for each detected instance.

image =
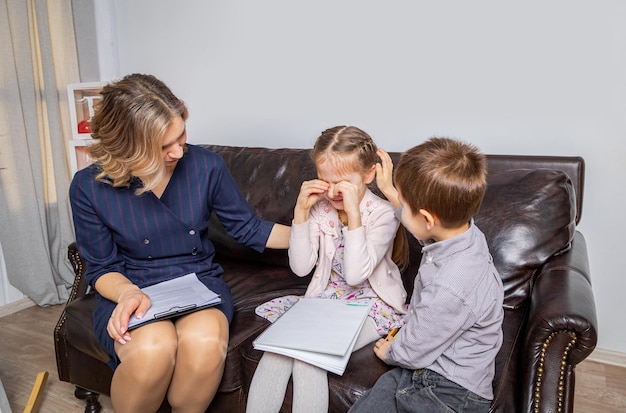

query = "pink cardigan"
[288,189,407,314]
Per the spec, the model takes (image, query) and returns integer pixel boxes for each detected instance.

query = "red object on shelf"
[77,119,91,134]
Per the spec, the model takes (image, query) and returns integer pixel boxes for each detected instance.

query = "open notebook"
[253,298,373,375]
[128,272,222,330]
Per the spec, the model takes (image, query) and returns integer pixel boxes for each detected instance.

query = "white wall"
[99,0,626,354]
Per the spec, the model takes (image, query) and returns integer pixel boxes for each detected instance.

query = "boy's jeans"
[348,367,491,413]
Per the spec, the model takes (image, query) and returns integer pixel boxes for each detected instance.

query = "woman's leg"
[167,308,229,413]
[246,352,295,413]
[111,321,178,413]
[292,360,328,413]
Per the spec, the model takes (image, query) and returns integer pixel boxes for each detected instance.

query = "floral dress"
[255,221,406,336]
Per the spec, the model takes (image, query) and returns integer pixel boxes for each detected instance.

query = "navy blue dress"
[69,144,274,369]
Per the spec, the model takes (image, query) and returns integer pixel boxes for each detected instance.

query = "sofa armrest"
[67,242,90,303]
[55,242,92,383]
[520,231,598,413]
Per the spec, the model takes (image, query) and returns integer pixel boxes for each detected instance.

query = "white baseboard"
[0,297,36,319]
[586,347,626,368]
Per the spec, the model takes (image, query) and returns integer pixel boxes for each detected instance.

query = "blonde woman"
[69,73,289,413]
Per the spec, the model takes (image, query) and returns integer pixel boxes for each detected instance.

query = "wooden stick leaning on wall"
[22,371,48,413]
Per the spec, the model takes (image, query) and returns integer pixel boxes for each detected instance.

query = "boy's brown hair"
[394,137,487,229]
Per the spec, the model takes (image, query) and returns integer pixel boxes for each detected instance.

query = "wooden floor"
[0,303,114,412]
[0,303,624,413]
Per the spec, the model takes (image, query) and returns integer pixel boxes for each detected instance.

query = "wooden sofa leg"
[74,386,102,413]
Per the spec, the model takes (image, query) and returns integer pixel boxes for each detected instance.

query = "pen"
[385,327,399,341]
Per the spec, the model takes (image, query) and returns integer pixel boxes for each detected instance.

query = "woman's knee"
[176,309,230,364]
[116,321,178,371]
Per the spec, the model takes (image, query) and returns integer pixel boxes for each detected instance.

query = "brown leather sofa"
[54,144,598,413]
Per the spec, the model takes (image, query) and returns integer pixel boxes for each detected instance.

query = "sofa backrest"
[203,144,582,309]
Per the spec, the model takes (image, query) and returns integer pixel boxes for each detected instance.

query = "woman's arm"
[70,173,150,344]
[69,172,128,287]
[95,272,152,345]
[208,153,290,251]
[265,223,291,249]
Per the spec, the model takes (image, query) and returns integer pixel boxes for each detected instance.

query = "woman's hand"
[96,272,153,344]
[376,149,400,208]
[107,286,152,345]
[293,179,329,224]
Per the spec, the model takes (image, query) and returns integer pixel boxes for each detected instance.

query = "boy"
[349,137,504,413]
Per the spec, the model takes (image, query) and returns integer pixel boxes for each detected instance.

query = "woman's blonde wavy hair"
[88,73,188,195]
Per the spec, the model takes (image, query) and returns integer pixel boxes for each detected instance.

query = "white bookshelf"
[67,139,98,176]
[66,82,105,175]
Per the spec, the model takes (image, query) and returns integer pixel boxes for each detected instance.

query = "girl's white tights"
[246,318,380,413]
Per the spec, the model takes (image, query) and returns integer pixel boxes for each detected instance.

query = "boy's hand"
[373,337,393,361]
[375,149,400,208]
[293,179,329,224]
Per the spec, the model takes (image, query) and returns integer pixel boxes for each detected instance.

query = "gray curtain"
[0,0,80,305]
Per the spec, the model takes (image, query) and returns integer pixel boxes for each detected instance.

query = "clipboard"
[128,273,222,330]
